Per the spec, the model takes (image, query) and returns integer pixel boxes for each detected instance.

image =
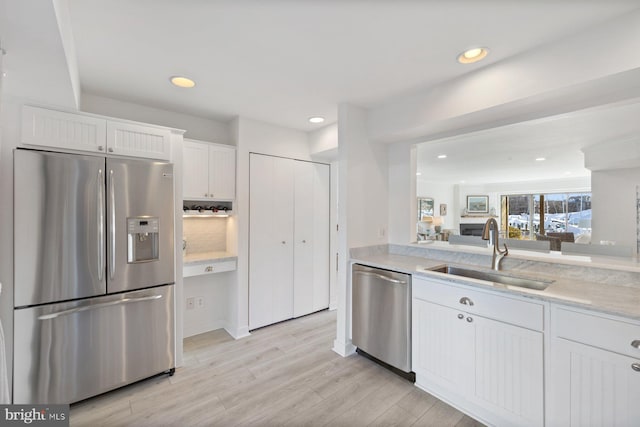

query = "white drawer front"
[554,307,640,359]
[414,276,544,331]
[183,260,236,278]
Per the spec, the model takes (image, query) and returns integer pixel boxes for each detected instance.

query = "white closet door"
[249,154,294,329]
[293,161,330,317]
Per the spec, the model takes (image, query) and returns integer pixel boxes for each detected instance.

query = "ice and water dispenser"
[127,217,160,263]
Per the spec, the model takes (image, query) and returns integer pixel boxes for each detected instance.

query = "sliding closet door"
[293,160,330,317]
[249,154,294,329]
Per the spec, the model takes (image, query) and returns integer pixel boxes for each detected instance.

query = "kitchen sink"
[428,265,553,291]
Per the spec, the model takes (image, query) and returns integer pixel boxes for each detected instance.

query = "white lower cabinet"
[412,276,544,427]
[547,306,640,427]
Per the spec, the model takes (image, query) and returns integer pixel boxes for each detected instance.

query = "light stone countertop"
[351,247,640,322]
[183,251,237,266]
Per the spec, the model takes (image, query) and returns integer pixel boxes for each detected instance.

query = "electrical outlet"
[196,296,205,309]
[186,297,195,310]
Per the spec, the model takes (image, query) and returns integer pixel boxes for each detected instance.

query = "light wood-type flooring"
[70,309,483,427]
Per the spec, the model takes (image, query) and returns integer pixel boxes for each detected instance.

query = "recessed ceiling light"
[535,157,546,161]
[457,47,489,64]
[308,116,325,124]
[416,172,422,176]
[437,154,447,159]
[170,76,196,88]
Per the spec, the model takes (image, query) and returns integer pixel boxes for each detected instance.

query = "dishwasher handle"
[353,270,407,284]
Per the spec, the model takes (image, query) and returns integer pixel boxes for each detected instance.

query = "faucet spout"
[481,218,508,270]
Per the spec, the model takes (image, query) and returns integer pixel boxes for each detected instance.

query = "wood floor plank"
[368,404,419,427]
[70,309,481,427]
[414,400,466,427]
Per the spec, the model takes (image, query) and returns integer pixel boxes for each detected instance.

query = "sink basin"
[429,265,553,291]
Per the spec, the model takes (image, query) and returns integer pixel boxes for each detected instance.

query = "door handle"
[38,294,163,320]
[353,271,407,284]
[97,169,105,281]
[109,170,116,280]
[459,297,474,306]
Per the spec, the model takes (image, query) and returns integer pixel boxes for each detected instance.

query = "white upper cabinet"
[208,143,236,200]
[182,140,210,199]
[22,105,107,153]
[106,121,171,160]
[21,105,174,160]
[183,139,236,200]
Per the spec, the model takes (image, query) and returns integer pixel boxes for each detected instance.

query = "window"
[502,192,591,240]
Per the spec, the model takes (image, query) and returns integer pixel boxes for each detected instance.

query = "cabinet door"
[249,154,294,329]
[412,299,473,391]
[106,121,171,160]
[22,105,107,153]
[548,338,640,427]
[472,316,544,427]
[183,140,210,199]
[208,144,236,200]
[293,161,330,317]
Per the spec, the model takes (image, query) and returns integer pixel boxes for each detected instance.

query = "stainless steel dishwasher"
[352,263,413,379]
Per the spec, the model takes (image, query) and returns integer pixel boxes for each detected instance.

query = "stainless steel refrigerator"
[13,149,176,404]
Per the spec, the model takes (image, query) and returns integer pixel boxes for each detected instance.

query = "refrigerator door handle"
[109,169,116,280]
[37,294,163,320]
[98,169,105,281]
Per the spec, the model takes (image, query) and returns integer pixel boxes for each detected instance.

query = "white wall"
[231,116,312,338]
[183,273,231,337]
[309,122,338,158]
[334,103,389,357]
[417,180,457,231]
[591,168,640,253]
[0,101,20,399]
[81,93,231,143]
[388,142,416,244]
[367,9,640,144]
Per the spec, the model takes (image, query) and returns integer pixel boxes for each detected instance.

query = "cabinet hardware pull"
[205,266,214,272]
[281,241,286,244]
[98,145,104,151]
[632,340,640,349]
[632,363,640,372]
[108,147,114,153]
[466,317,473,323]
[457,314,464,319]
[302,240,306,243]
[459,297,474,306]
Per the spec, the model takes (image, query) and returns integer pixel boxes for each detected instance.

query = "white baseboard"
[225,324,251,340]
[332,339,356,357]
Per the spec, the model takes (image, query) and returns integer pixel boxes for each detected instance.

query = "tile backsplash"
[183,217,227,254]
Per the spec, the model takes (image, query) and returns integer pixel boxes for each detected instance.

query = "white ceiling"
[416,100,640,184]
[66,0,640,131]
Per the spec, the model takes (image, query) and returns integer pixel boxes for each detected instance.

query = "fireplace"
[460,223,484,236]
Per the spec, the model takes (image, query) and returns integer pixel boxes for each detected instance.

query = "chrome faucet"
[481,218,508,271]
